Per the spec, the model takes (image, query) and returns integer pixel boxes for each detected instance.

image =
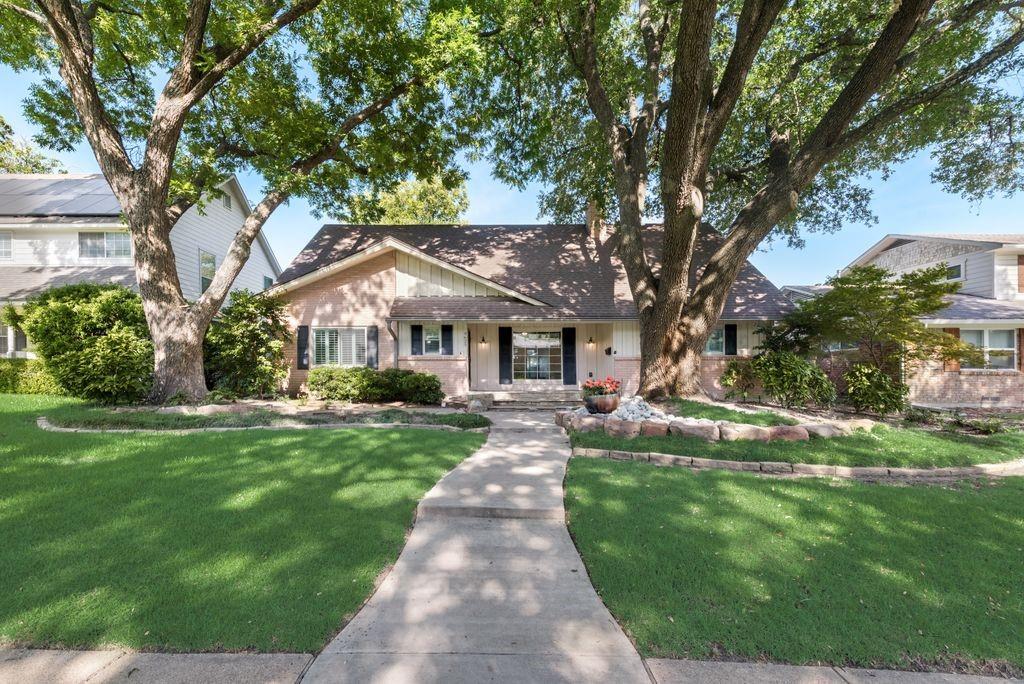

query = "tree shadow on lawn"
[0,397,484,653]
[566,460,1024,675]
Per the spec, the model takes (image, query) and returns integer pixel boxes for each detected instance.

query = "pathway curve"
[302,411,651,683]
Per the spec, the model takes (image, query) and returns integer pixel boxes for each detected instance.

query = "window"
[199,250,216,293]
[704,328,725,354]
[0,327,7,354]
[313,327,367,366]
[961,329,1017,370]
[825,341,859,352]
[0,231,11,260]
[423,325,441,355]
[14,327,27,352]
[79,231,130,259]
[263,275,274,290]
[946,263,963,280]
[223,194,232,210]
[513,331,562,380]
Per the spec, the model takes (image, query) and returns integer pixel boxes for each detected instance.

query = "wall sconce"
[479,336,487,345]
[587,336,594,345]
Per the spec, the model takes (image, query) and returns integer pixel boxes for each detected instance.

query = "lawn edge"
[36,416,489,435]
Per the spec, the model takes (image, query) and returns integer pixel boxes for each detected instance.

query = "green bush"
[379,367,415,398]
[399,372,444,404]
[719,359,758,401]
[843,364,908,415]
[0,358,64,395]
[204,290,290,397]
[749,351,836,408]
[10,284,153,403]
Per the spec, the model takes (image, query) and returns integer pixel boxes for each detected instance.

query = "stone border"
[571,446,1024,480]
[36,416,489,435]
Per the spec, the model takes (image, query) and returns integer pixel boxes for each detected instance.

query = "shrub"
[432,412,490,429]
[843,364,908,415]
[749,351,836,408]
[0,358,63,395]
[204,290,290,397]
[719,359,758,401]
[379,367,414,399]
[399,372,444,404]
[10,284,153,403]
[307,366,445,404]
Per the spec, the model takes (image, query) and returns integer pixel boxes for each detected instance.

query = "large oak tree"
[473,0,1024,398]
[0,0,480,401]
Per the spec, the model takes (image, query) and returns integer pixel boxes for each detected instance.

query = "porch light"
[480,335,487,345]
[587,336,594,345]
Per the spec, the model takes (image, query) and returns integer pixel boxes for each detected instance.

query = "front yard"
[566,458,1024,675]
[0,394,485,653]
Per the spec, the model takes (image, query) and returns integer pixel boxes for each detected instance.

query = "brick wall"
[908,359,1024,407]
[397,357,469,397]
[613,357,640,396]
[281,252,397,395]
[613,355,748,399]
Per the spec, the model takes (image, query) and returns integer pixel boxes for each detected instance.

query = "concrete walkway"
[301,410,651,683]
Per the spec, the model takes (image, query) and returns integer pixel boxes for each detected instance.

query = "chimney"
[585,200,603,240]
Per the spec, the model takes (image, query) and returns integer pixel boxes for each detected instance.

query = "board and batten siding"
[395,252,504,297]
[613,320,762,358]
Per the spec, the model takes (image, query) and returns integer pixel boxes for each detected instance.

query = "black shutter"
[366,326,379,368]
[498,326,513,385]
[296,325,310,370]
[441,325,454,355]
[724,324,738,356]
[410,325,423,356]
[562,327,577,385]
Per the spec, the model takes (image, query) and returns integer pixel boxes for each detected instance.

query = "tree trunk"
[637,310,710,399]
[148,309,208,403]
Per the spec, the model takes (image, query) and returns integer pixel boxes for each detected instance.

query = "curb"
[36,416,489,435]
[571,446,1024,480]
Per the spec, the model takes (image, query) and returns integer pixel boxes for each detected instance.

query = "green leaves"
[345,175,468,223]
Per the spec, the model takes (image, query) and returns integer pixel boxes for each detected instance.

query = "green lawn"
[44,404,490,431]
[668,398,797,426]
[0,394,485,653]
[566,458,1024,675]
[572,424,1024,468]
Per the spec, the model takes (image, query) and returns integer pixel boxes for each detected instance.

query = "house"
[790,233,1024,407]
[0,173,281,358]
[267,222,793,400]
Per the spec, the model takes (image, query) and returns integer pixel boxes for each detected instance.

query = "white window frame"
[199,249,216,293]
[0,231,11,260]
[422,324,442,355]
[79,231,130,259]
[0,326,7,354]
[704,327,725,355]
[312,327,367,367]
[960,328,1017,370]
[223,193,232,210]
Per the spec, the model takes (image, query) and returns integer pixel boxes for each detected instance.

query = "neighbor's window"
[263,275,274,290]
[199,250,216,292]
[423,324,441,355]
[704,328,725,354]
[0,231,11,260]
[79,231,130,259]
[0,327,7,354]
[946,263,963,280]
[961,329,1016,370]
[223,193,232,210]
[313,327,367,366]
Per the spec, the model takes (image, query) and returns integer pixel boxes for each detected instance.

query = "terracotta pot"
[584,393,620,414]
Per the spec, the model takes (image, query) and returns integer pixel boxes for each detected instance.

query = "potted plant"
[581,376,621,414]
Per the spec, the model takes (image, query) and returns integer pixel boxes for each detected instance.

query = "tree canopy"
[0,115,63,173]
[347,175,469,223]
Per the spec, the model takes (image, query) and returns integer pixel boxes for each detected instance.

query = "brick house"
[268,223,793,400]
[785,233,1024,408]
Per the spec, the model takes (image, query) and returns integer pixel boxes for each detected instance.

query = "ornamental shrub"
[0,358,63,395]
[843,364,908,415]
[719,359,758,401]
[9,284,153,403]
[204,290,290,397]
[749,351,836,408]
[398,372,444,404]
[307,367,445,404]
[379,367,415,398]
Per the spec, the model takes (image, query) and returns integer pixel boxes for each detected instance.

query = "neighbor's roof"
[848,232,1024,269]
[923,293,1024,324]
[0,265,136,303]
[780,284,832,302]
[277,223,794,321]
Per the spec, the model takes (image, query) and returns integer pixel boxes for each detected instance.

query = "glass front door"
[513,331,562,381]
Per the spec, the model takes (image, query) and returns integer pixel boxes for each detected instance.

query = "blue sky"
[2,65,1020,286]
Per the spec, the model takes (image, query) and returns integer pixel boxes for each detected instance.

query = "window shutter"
[499,326,513,385]
[724,324,738,356]
[296,326,310,370]
[561,327,577,385]
[410,325,423,356]
[366,326,378,369]
[943,327,960,372]
[1019,329,1024,372]
[441,325,454,355]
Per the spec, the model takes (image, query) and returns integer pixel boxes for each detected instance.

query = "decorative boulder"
[669,419,720,441]
[640,419,670,436]
[801,423,845,438]
[845,418,877,432]
[768,425,810,442]
[605,416,642,438]
[467,399,489,414]
[719,423,771,442]
[571,414,607,433]
[554,410,574,427]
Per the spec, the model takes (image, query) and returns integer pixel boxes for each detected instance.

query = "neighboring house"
[268,222,793,399]
[780,284,832,303]
[0,173,281,358]
[789,233,1024,407]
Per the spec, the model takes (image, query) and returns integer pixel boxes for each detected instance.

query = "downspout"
[386,318,399,367]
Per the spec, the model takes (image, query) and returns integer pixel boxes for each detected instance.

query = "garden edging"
[571,446,1024,480]
[35,416,489,435]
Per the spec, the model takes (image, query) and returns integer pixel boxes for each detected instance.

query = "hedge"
[0,358,64,395]
[307,367,445,404]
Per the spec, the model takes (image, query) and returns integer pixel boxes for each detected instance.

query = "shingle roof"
[279,223,794,321]
[0,174,122,217]
[910,233,1024,245]
[0,265,136,302]
[923,294,1024,322]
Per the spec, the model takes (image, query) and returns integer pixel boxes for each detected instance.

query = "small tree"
[347,175,469,224]
[0,115,63,173]
[204,290,290,397]
[762,264,982,372]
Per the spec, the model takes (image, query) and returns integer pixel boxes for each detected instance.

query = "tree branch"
[0,0,47,28]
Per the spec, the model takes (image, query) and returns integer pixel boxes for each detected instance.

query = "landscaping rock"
[649,452,692,467]
[768,425,810,442]
[467,399,489,414]
[573,447,609,458]
[609,450,635,461]
[719,423,771,442]
[554,410,572,427]
[571,414,607,433]
[610,396,668,422]
[640,419,669,436]
[845,418,877,432]
[760,461,793,473]
[605,416,642,438]
[691,456,750,471]
[669,419,720,441]
[792,463,838,477]
[800,423,844,438]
